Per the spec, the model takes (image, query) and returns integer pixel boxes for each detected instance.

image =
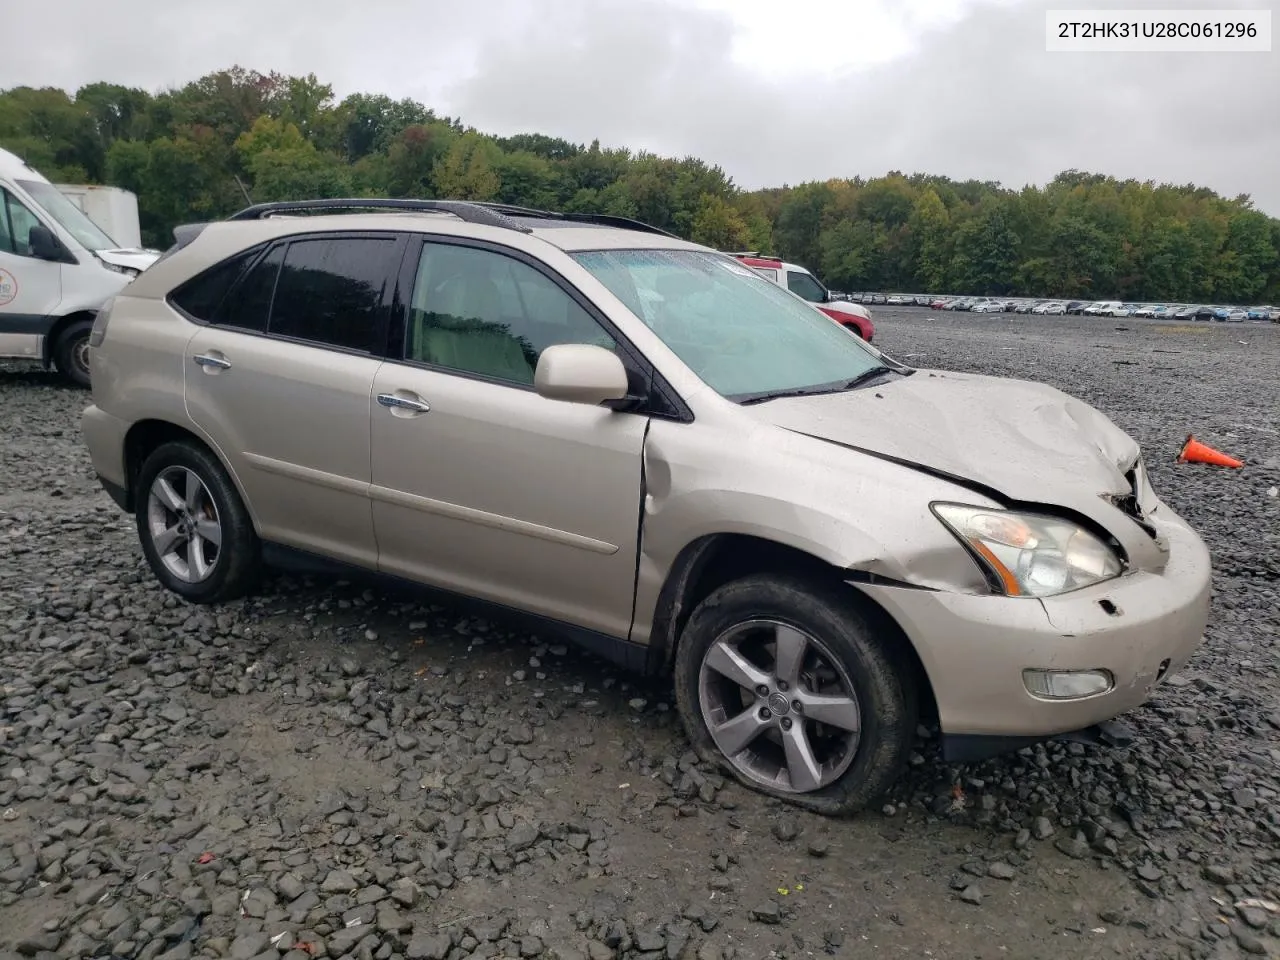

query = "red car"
[733,254,874,342]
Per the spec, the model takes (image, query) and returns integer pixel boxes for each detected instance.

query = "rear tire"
[674,574,916,816]
[53,320,93,388]
[135,440,261,603]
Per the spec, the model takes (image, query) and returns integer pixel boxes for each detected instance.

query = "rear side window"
[268,237,397,352]
[168,249,259,323]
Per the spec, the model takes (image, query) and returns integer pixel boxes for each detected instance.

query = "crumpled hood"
[744,368,1141,511]
[97,248,161,272]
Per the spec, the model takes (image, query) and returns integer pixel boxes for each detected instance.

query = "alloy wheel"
[146,466,222,583]
[697,619,862,793]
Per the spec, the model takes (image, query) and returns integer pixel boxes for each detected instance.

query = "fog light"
[1023,669,1114,700]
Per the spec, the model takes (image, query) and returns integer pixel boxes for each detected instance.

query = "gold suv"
[81,199,1212,814]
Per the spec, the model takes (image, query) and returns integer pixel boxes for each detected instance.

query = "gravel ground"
[2,309,1278,960]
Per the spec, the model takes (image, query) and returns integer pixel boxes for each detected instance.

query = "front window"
[16,180,117,251]
[785,268,827,303]
[572,249,887,401]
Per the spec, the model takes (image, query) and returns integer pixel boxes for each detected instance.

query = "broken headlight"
[931,503,1123,598]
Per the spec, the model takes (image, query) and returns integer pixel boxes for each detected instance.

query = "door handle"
[377,392,431,414]
[193,353,232,370]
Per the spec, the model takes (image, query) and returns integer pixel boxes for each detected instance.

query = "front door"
[369,238,648,639]
[181,233,407,568]
[0,186,62,355]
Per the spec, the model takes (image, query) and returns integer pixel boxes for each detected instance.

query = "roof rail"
[224,198,534,233]
[560,212,681,239]
[464,202,682,239]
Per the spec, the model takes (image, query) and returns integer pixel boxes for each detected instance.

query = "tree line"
[3,67,1277,303]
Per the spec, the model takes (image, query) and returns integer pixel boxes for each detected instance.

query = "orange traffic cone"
[1177,434,1244,468]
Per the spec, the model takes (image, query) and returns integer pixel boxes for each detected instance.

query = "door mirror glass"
[534,344,629,406]
[28,224,66,262]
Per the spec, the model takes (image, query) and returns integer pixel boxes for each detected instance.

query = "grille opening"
[1110,466,1158,540]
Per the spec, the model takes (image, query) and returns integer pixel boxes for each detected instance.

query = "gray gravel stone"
[321,869,358,893]
[406,933,453,960]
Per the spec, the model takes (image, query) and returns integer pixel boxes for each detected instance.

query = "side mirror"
[534,343,629,406]
[28,224,70,262]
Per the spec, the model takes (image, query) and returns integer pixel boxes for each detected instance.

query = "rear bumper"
[81,404,131,510]
[859,505,1211,739]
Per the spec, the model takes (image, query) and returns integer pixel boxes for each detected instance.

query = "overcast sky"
[5,0,1277,213]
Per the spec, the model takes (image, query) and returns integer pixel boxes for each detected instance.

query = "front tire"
[54,321,93,388]
[674,575,916,815]
[135,440,261,603]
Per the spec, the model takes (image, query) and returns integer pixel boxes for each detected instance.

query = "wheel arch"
[645,532,938,726]
[41,310,98,368]
[121,419,259,530]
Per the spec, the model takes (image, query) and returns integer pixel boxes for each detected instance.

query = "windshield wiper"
[840,365,897,389]
[737,385,849,405]
[736,366,900,406]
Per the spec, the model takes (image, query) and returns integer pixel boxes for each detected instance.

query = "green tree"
[908,188,951,291]
[494,151,561,208]
[1214,209,1276,301]
[689,194,751,250]
[948,205,1021,294]
[432,132,501,201]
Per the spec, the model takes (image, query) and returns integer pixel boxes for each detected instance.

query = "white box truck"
[55,183,144,249]
[0,148,159,386]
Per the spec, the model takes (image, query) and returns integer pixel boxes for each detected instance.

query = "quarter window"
[214,246,283,333]
[268,238,396,352]
[168,249,260,323]
[405,242,615,385]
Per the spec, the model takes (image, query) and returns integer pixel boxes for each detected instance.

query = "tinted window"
[405,243,615,385]
[214,246,283,333]
[268,238,395,352]
[169,250,258,322]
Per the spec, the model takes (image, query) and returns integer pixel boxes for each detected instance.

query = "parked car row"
[846,290,1279,322]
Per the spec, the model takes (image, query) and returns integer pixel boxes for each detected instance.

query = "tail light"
[88,298,115,348]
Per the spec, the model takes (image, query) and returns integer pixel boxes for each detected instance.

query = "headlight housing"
[932,503,1124,598]
[96,257,139,277]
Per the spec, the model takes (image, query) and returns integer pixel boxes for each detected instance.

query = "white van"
[0,148,159,386]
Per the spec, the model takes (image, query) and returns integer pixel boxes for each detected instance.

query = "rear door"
[0,186,62,354]
[180,232,407,568]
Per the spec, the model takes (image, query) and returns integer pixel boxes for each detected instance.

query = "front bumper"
[858,505,1211,740]
[81,403,131,510]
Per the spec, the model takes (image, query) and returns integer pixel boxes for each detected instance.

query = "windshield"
[572,248,886,401]
[17,180,117,251]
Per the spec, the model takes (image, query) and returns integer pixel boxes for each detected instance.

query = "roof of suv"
[210,199,706,253]
[130,199,711,298]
